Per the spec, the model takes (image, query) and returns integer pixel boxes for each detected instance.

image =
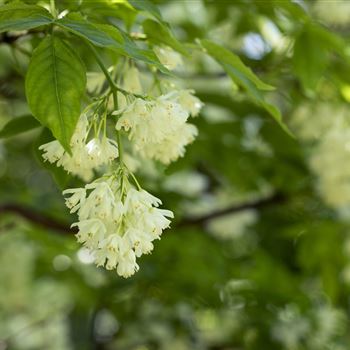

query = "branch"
[0,203,75,234]
[0,194,284,234]
[176,193,285,227]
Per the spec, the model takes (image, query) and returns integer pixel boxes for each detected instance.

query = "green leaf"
[142,19,188,55]
[57,13,123,47]
[201,39,292,135]
[128,0,163,22]
[56,13,166,71]
[0,2,53,33]
[201,39,274,91]
[0,115,40,138]
[293,24,330,91]
[25,35,86,153]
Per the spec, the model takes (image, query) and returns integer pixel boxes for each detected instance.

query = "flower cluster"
[292,103,350,210]
[40,114,118,181]
[39,51,202,277]
[272,303,347,350]
[116,90,202,164]
[309,125,350,208]
[63,174,173,277]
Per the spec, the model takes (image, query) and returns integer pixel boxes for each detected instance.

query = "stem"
[89,43,116,91]
[87,42,125,165]
[88,42,147,195]
[112,91,124,165]
[87,42,147,100]
[129,171,142,191]
[50,0,57,18]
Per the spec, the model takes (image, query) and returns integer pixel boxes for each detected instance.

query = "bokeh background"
[1,0,350,349]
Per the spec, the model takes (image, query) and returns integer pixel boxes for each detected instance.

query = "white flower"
[63,175,173,278]
[72,218,107,248]
[125,228,154,257]
[86,138,119,167]
[62,188,86,213]
[141,207,173,238]
[142,123,198,164]
[154,45,183,70]
[39,140,65,163]
[116,248,139,277]
[125,188,162,210]
[116,93,199,164]
[177,89,204,117]
[39,115,119,181]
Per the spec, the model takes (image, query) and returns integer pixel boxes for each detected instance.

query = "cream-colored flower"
[63,175,173,278]
[177,89,204,117]
[40,115,118,181]
[116,91,201,164]
[154,45,183,70]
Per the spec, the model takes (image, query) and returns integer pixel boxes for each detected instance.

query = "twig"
[0,194,284,234]
[0,203,75,234]
[176,193,285,227]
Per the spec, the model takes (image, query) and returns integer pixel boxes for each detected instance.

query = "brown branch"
[176,193,285,227]
[0,194,284,234]
[0,203,75,234]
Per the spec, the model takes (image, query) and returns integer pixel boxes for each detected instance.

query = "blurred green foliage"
[1,0,350,349]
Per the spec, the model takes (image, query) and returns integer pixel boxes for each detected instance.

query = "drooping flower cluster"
[63,174,173,277]
[272,303,347,350]
[39,56,202,277]
[309,125,350,208]
[116,90,202,164]
[39,114,119,181]
[292,103,350,210]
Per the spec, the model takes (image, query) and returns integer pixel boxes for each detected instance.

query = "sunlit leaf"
[57,13,166,71]
[0,2,53,33]
[201,39,292,135]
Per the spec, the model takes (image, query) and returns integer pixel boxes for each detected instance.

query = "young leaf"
[200,39,292,136]
[56,13,166,71]
[0,2,53,33]
[25,35,86,153]
[143,19,188,55]
[0,115,41,138]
